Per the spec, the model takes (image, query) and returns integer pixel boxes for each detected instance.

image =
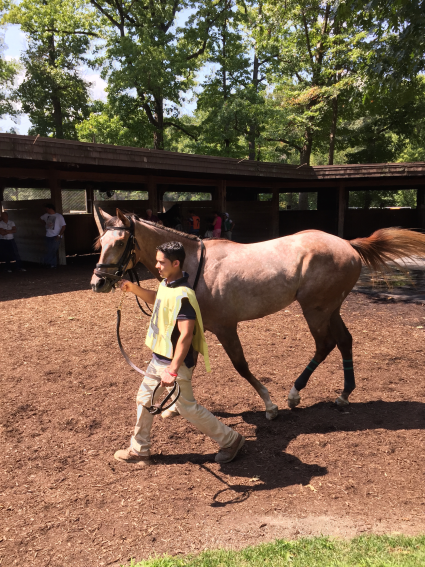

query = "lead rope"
[116,289,180,411]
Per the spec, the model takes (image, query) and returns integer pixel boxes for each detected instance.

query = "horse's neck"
[134,221,198,279]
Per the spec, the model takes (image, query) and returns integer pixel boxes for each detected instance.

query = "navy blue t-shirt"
[152,272,196,368]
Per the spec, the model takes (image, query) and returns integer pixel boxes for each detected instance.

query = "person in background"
[212,211,222,238]
[40,203,66,268]
[145,209,159,223]
[188,210,200,236]
[0,211,26,272]
[223,213,235,240]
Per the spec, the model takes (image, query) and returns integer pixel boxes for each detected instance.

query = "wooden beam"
[147,175,158,216]
[86,185,94,214]
[272,188,280,239]
[338,183,347,238]
[216,179,226,213]
[418,188,425,229]
[48,176,66,266]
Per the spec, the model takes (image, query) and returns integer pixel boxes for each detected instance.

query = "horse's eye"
[118,242,124,247]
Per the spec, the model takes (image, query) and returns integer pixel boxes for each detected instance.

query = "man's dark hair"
[156,241,186,268]
[45,203,56,211]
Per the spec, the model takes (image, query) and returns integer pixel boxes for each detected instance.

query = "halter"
[94,216,138,282]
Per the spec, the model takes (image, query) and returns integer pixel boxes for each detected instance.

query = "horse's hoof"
[335,396,349,406]
[266,405,279,420]
[288,396,301,409]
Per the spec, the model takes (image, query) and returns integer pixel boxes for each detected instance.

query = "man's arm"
[118,279,156,305]
[161,318,195,386]
[57,225,66,239]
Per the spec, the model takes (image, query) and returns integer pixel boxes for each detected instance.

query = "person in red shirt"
[212,212,222,238]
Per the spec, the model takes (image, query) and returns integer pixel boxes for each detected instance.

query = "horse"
[90,207,425,419]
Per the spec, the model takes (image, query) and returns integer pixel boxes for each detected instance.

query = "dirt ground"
[1,261,425,567]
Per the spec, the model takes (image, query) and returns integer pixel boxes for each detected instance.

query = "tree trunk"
[48,33,64,139]
[154,97,164,150]
[51,94,64,139]
[328,95,338,165]
[300,128,313,165]
[248,53,260,161]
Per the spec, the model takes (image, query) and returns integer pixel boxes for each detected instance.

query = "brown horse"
[91,208,425,419]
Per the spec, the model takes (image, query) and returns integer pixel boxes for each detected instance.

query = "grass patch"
[127,535,425,567]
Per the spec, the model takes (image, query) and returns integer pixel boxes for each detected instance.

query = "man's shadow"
[155,400,425,507]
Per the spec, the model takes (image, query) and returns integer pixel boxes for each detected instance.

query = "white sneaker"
[20,268,27,272]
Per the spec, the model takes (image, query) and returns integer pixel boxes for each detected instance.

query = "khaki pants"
[131,358,238,455]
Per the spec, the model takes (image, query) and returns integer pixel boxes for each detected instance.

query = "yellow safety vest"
[145,280,211,372]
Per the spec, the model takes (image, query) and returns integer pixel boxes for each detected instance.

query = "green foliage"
[349,189,417,209]
[163,192,212,202]
[0,30,19,120]
[127,534,425,566]
[76,101,154,148]
[4,0,95,139]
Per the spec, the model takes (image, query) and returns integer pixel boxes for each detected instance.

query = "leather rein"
[93,215,206,413]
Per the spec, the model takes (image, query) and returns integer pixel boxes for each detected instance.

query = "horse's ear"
[116,208,131,227]
[94,205,112,234]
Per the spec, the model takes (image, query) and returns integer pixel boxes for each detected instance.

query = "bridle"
[93,214,206,413]
[93,216,152,317]
[94,216,138,283]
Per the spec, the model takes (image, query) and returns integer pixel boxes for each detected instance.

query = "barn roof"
[1,133,425,187]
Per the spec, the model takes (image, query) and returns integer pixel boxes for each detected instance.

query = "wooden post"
[49,176,66,265]
[86,185,94,214]
[338,183,346,238]
[271,187,280,239]
[216,179,226,213]
[147,175,158,215]
[418,187,425,229]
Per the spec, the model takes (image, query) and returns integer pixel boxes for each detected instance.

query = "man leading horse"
[113,240,245,465]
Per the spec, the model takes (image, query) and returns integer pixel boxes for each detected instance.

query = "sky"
[0,24,108,135]
[0,8,200,136]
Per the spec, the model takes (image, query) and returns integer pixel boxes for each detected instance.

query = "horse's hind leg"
[288,309,337,408]
[214,325,279,420]
[329,310,355,406]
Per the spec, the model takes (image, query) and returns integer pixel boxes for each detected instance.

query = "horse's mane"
[94,214,199,250]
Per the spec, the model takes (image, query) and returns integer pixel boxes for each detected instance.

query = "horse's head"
[91,208,136,293]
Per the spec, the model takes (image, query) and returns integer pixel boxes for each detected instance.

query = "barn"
[1,133,424,265]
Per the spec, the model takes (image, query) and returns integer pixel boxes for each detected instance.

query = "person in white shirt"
[40,203,66,268]
[0,211,25,272]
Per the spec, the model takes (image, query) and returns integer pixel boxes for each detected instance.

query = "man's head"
[155,241,185,280]
[45,203,56,215]
[1,211,8,222]
[146,209,153,218]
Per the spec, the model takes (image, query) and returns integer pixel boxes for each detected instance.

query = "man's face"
[146,209,152,217]
[1,212,7,223]
[46,208,55,215]
[155,251,180,280]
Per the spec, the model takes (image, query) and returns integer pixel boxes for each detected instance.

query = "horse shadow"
[155,400,425,507]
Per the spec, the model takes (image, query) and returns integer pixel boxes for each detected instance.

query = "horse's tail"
[349,228,425,272]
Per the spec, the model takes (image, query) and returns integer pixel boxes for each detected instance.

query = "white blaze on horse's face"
[91,227,128,293]
[100,229,127,267]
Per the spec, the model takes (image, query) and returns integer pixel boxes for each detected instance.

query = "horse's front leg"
[214,325,279,420]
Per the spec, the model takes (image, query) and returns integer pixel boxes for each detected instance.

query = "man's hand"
[118,279,135,293]
[160,368,177,387]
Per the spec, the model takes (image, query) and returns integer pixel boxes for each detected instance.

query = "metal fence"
[3,188,50,201]
[94,190,148,201]
[61,190,87,214]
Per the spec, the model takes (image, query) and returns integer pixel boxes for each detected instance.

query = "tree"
[4,0,95,139]
[260,0,366,165]
[341,78,425,164]
[89,0,231,150]
[0,28,19,121]
[76,101,155,147]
